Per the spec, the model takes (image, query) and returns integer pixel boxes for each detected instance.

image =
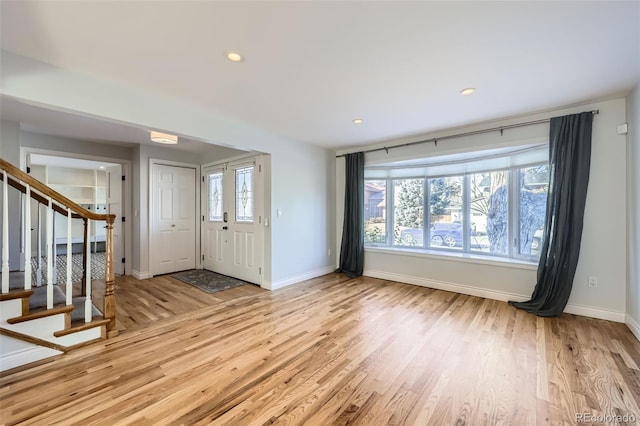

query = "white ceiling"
[1,1,639,150]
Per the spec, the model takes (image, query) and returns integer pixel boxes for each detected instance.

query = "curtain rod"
[335,109,599,158]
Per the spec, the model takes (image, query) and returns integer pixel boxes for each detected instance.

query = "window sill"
[364,246,538,271]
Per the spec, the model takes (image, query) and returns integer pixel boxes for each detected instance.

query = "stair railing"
[0,158,117,338]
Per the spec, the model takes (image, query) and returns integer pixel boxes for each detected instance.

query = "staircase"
[0,158,117,372]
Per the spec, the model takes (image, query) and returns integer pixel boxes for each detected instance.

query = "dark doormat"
[171,269,252,294]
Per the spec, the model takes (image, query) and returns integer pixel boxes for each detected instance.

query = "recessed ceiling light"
[98,166,105,170]
[460,88,475,96]
[150,131,178,145]
[352,118,364,124]
[225,51,244,62]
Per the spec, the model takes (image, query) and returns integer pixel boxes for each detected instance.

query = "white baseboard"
[0,346,62,372]
[132,270,152,280]
[563,304,625,323]
[268,266,335,291]
[365,269,528,303]
[365,269,625,323]
[625,314,640,342]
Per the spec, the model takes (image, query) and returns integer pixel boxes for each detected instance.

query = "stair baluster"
[66,207,72,306]
[36,204,42,287]
[85,218,92,322]
[46,198,53,309]
[2,170,8,294]
[24,186,31,290]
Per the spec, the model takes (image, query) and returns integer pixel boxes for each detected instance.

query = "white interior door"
[105,165,123,275]
[202,158,263,284]
[151,164,196,275]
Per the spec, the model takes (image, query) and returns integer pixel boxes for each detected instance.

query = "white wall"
[627,83,640,337]
[337,98,628,321]
[1,51,337,287]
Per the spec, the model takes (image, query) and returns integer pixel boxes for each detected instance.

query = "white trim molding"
[625,314,640,342]
[0,345,62,372]
[132,270,152,280]
[364,269,626,323]
[266,266,335,291]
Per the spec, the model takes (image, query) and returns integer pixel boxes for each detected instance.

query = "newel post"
[104,214,118,337]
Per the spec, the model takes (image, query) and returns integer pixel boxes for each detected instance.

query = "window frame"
[364,160,548,264]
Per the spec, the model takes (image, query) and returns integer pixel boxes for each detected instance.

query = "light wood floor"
[2,273,639,425]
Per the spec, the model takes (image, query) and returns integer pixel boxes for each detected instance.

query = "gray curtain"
[510,111,593,316]
[336,152,365,278]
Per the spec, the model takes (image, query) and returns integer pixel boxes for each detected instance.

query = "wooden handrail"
[0,157,118,338]
[0,158,113,222]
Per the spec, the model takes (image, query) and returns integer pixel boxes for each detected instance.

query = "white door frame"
[20,147,132,275]
[148,158,201,276]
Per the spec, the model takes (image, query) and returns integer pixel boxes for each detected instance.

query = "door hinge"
[202,176,205,183]
[122,257,125,263]
[259,267,262,275]
[122,216,126,222]
[202,215,205,222]
[202,254,205,261]
[26,166,31,174]
[259,164,262,172]
[121,175,126,181]
[259,216,261,224]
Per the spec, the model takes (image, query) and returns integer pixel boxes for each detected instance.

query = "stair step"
[6,304,74,324]
[0,289,34,301]
[0,327,68,352]
[54,318,109,337]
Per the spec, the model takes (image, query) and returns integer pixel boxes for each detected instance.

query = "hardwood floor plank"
[2,273,639,425]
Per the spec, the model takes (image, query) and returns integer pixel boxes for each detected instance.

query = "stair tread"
[0,289,34,301]
[53,318,109,337]
[6,304,75,324]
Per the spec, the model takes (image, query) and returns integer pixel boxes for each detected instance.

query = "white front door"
[105,165,124,275]
[202,158,263,284]
[151,164,196,275]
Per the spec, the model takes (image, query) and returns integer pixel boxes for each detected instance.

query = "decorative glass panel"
[208,172,223,221]
[235,166,254,222]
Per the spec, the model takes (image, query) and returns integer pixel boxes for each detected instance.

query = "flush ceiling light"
[460,87,476,96]
[225,51,244,62]
[150,131,178,145]
[352,118,364,124]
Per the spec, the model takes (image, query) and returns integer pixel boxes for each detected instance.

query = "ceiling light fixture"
[225,51,244,62]
[460,87,475,96]
[352,118,364,124]
[150,131,178,145]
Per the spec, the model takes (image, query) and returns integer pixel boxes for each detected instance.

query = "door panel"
[151,164,196,275]
[246,233,255,268]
